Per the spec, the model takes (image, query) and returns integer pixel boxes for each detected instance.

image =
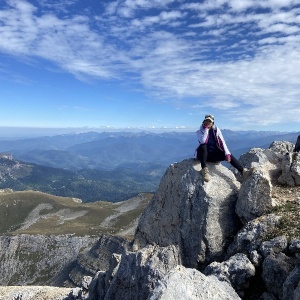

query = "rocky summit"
[1,140,300,300]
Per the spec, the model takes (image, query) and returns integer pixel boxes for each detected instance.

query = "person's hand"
[225,154,231,162]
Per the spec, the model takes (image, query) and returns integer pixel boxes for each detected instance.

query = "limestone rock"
[0,286,72,300]
[236,169,274,223]
[148,265,241,300]
[259,236,288,258]
[289,239,300,255]
[278,152,296,186]
[239,147,281,183]
[282,261,300,300]
[204,253,255,293]
[134,159,241,267]
[270,141,300,186]
[269,141,295,155]
[262,252,297,299]
[69,235,129,286]
[90,245,181,300]
[227,214,282,260]
[249,250,263,267]
[0,234,98,286]
[291,153,300,185]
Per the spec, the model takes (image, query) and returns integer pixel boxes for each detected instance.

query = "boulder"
[289,239,300,255]
[227,214,282,260]
[148,265,241,300]
[236,169,274,223]
[260,236,288,258]
[134,159,241,267]
[239,147,281,183]
[291,153,300,185]
[282,261,300,300]
[278,152,296,186]
[94,245,181,300]
[204,253,255,293]
[269,141,300,186]
[262,252,297,299]
[236,143,300,222]
[269,141,295,155]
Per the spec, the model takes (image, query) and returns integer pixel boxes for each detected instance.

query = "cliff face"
[0,234,98,286]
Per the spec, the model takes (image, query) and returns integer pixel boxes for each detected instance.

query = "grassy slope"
[0,190,152,238]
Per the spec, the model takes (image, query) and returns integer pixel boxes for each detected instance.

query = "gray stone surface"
[69,235,129,286]
[134,159,241,267]
[260,236,288,258]
[0,234,98,286]
[148,265,241,300]
[236,169,274,223]
[100,245,181,300]
[291,153,300,185]
[227,214,282,259]
[282,261,300,300]
[262,252,297,299]
[204,253,255,292]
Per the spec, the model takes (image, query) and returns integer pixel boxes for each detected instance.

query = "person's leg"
[196,144,208,169]
[207,149,225,162]
[229,154,244,173]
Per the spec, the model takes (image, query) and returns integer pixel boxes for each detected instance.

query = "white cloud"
[0,0,117,78]
[0,0,300,128]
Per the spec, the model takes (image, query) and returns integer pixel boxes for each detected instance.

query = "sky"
[0,0,299,133]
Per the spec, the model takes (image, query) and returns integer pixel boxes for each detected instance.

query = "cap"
[204,114,214,122]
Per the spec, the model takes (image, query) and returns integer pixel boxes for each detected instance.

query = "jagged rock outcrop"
[88,244,181,300]
[134,159,241,267]
[69,235,129,286]
[236,142,300,223]
[227,214,282,259]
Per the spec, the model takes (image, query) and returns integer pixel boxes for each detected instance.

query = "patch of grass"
[268,201,300,240]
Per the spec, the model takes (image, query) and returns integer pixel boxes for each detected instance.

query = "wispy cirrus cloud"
[0,0,300,128]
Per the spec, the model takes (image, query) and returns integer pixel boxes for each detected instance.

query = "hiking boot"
[201,167,210,182]
[242,167,255,180]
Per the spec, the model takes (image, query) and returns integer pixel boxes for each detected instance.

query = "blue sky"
[0,0,299,132]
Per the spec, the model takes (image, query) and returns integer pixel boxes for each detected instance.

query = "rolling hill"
[0,189,152,238]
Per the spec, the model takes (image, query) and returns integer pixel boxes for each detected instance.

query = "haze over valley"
[0,129,299,202]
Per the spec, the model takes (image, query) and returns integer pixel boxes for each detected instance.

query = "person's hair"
[205,114,214,121]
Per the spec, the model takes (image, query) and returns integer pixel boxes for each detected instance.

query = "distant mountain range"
[0,130,298,202]
[0,157,162,202]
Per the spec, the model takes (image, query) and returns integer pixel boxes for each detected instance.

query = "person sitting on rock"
[196,114,252,182]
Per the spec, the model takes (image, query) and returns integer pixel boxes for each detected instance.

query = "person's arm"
[196,124,209,144]
[216,128,231,156]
